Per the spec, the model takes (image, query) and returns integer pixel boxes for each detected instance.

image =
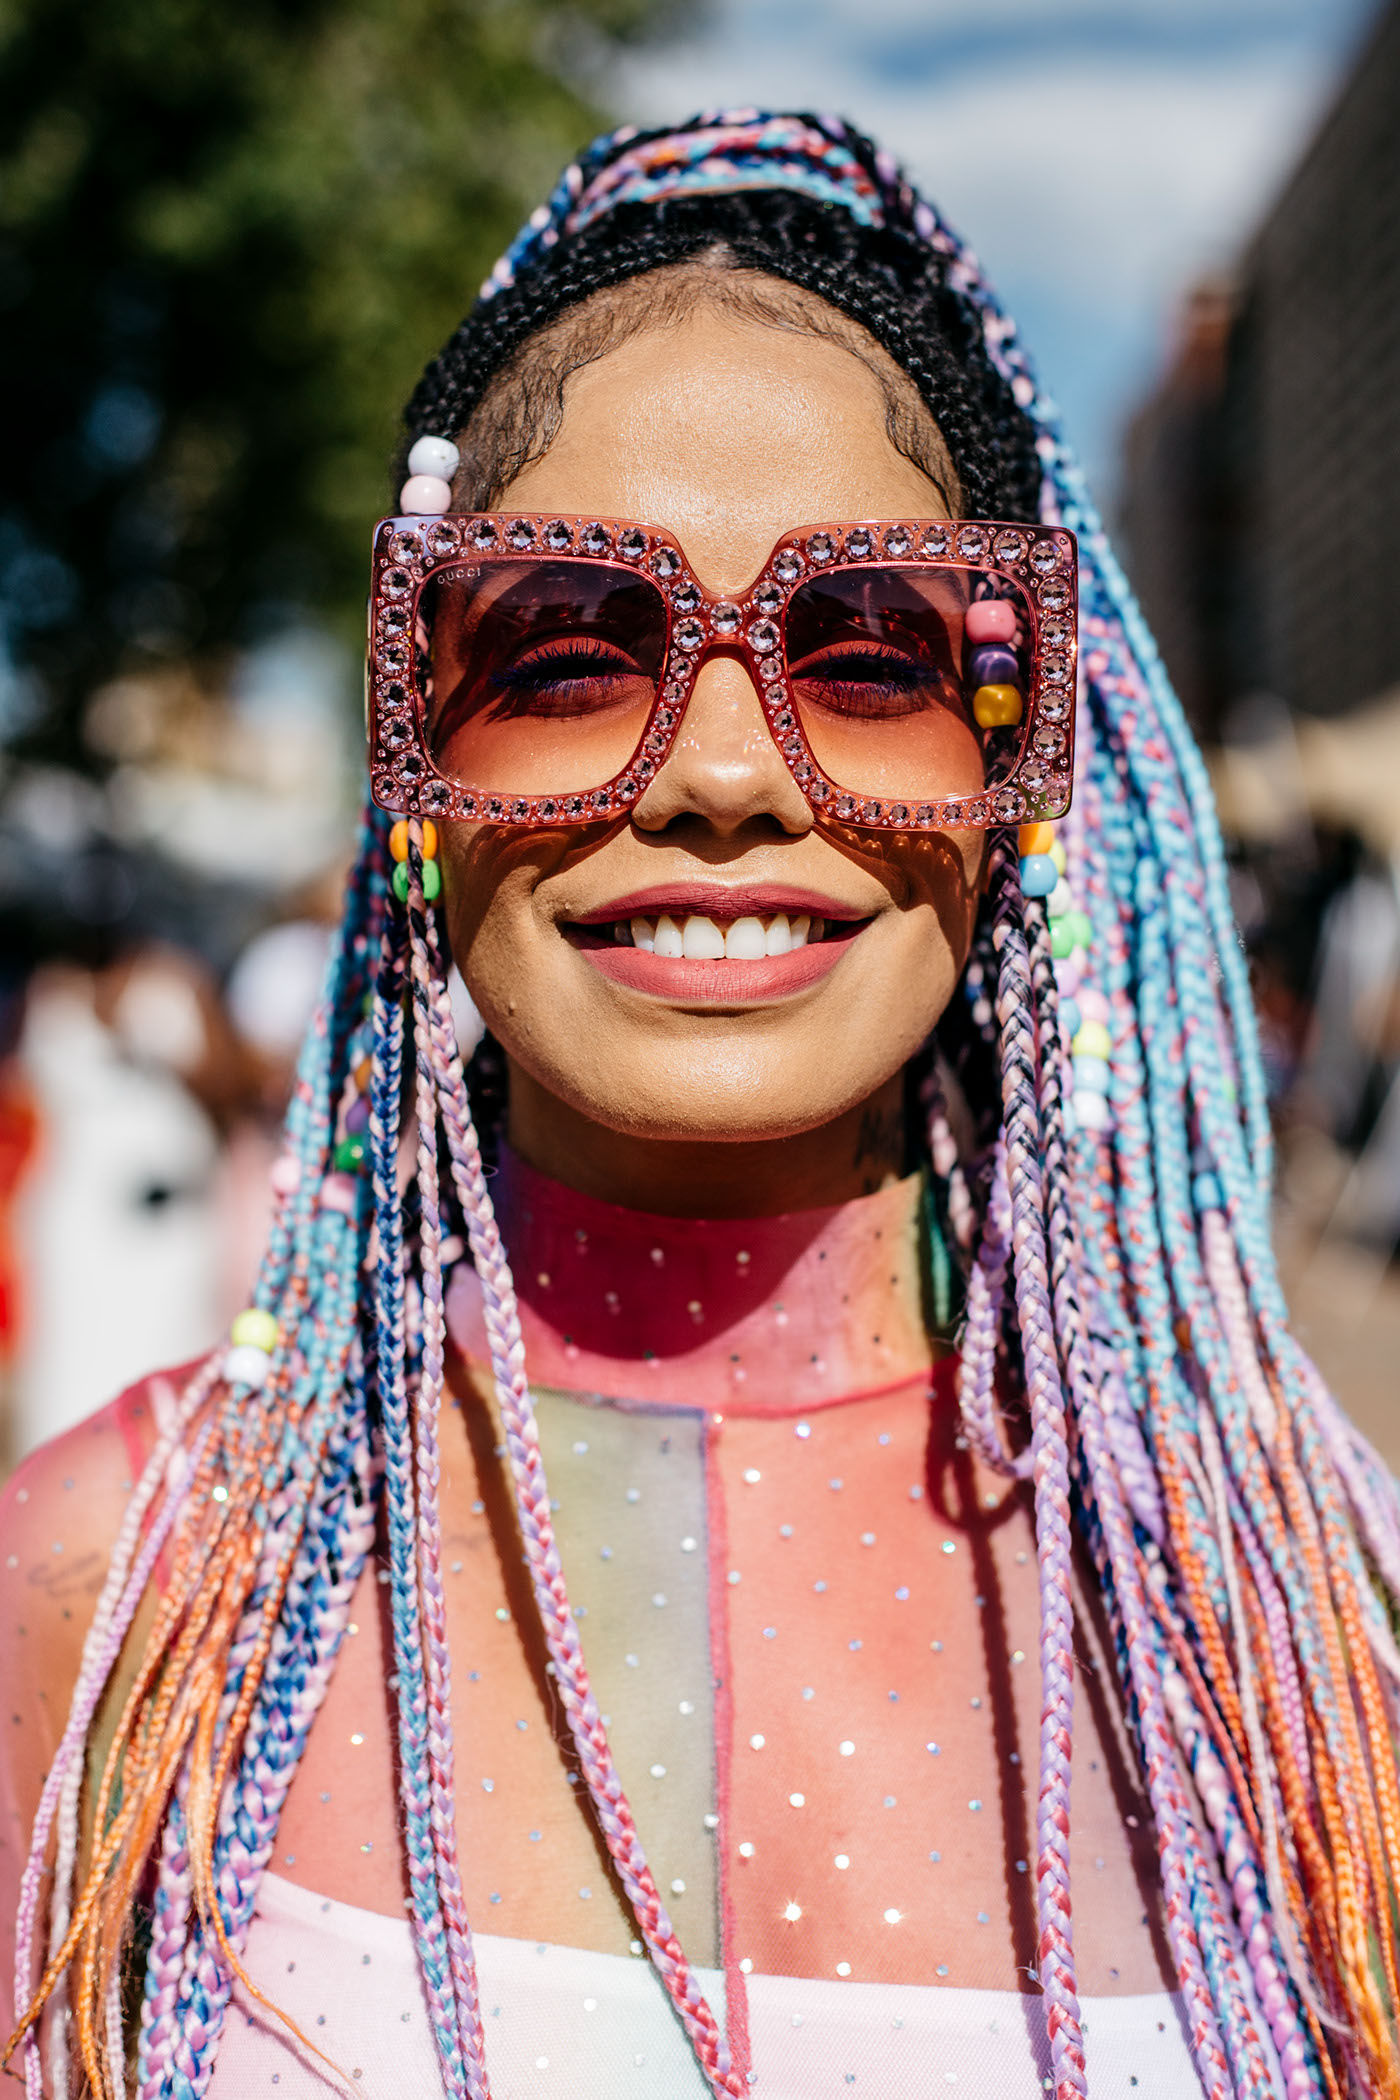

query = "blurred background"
[2,0,1397,1468]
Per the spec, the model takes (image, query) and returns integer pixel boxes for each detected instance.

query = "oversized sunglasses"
[366,514,1077,832]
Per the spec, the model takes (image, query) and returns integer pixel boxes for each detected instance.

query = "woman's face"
[437,301,986,1203]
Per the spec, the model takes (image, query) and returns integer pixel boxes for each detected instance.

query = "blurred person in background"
[4,110,1400,2100]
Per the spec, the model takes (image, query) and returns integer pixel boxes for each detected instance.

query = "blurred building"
[1121,0,1400,744]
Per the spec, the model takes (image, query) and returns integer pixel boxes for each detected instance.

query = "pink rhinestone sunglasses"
[366,514,1078,832]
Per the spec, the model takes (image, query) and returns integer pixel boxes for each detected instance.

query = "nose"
[630,654,814,838]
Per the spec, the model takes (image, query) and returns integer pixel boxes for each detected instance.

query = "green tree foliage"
[0,0,678,766]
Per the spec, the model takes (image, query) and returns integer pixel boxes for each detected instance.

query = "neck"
[504,1065,908,1218]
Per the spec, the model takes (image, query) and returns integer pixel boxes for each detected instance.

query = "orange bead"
[1019,821,1055,856]
[389,818,439,863]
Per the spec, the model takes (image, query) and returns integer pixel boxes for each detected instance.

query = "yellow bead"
[1018,822,1054,856]
[972,683,1023,729]
[231,1307,279,1353]
[1072,1020,1112,1061]
[1050,839,1067,874]
[389,819,439,864]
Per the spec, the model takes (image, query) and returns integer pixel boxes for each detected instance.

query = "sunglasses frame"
[366,513,1078,832]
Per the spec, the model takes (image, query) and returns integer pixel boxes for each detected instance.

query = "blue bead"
[1072,1054,1110,1095]
[968,643,1019,688]
[1060,997,1082,1040]
[1193,1172,1223,1213]
[1019,852,1058,897]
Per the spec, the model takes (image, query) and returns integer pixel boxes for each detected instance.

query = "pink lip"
[578,921,867,1003]
[569,885,870,927]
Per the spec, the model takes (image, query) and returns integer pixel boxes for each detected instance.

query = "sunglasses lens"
[785,564,1035,803]
[420,559,667,796]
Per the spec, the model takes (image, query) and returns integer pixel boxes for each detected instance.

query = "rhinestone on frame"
[883,524,912,557]
[919,525,950,558]
[713,602,741,635]
[506,518,536,549]
[672,583,701,615]
[381,565,413,597]
[650,545,680,578]
[754,581,782,617]
[619,527,647,560]
[583,523,612,555]
[1038,577,1071,611]
[469,518,498,549]
[427,520,461,557]
[956,526,988,561]
[748,619,779,654]
[1030,536,1066,573]
[674,620,704,651]
[774,547,804,583]
[806,531,835,564]
[844,527,873,558]
[545,519,574,550]
[992,529,1026,564]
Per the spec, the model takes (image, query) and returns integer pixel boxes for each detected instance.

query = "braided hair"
[8,110,1400,2100]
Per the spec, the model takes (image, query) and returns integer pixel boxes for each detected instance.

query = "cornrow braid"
[405,181,1041,524]
[9,107,1400,2100]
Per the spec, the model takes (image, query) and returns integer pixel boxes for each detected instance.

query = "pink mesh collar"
[445,1147,936,1412]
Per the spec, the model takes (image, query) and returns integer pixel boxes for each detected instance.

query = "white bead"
[399,474,452,515]
[226,1342,272,1389]
[407,435,460,481]
[1047,878,1074,918]
[1073,1090,1111,1134]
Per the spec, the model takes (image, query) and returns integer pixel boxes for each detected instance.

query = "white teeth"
[724,916,768,960]
[612,911,833,959]
[682,914,726,960]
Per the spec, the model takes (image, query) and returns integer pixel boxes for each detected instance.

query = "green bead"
[391,858,441,903]
[1065,909,1093,949]
[230,1306,278,1352]
[332,1134,366,1173]
[1050,918,1077,959]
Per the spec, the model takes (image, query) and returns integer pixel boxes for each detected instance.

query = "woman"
[4,111,1398,2100]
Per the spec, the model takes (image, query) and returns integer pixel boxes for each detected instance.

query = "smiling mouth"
[564,907,872,1002]
[569,909,843,959]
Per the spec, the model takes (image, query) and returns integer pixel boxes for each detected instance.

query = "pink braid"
[404,863,492,2096]
[987,840,1086,2100]
[418,904,746,2098]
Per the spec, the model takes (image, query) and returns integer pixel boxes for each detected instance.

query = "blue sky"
[608,0,1378,499]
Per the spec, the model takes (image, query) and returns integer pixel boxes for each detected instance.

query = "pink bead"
[1285,2069,1314,2100]
[1055,955,1083,996]
[399,474,452,515]
[319,1172,357,1215]
[1261,1979,1288,2019]
[1075,987,1110,1024]
[965,600,1017,644]
[269,1154,301,1196]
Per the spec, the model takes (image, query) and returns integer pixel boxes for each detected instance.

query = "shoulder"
[0,1362,206,1968]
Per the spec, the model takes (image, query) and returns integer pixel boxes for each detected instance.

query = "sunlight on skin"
[437,306,987,1217]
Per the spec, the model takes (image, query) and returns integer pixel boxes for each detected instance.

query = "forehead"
[495,307,948,597]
